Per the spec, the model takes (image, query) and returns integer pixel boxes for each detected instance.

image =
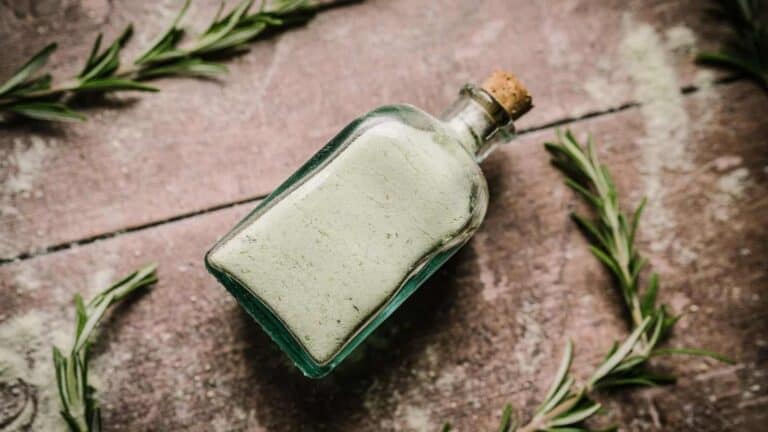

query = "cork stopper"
[481,70,532,120]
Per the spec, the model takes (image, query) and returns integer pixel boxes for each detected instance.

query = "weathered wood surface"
[2,78,767,431]
[1,0,767,431]
[0,0,730,259]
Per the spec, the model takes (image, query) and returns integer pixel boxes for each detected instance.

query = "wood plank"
[0,0,730,259]
[1,81,765,431]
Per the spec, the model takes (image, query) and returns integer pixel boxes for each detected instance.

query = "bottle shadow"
[229,248,467,429]
[227,152,521,429]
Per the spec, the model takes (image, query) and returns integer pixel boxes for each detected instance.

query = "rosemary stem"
[519,388,589,432]
[0,0,320,122]
[114,67,142,80]
[0,81,80,106]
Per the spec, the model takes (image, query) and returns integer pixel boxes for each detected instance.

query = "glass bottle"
[205,71,532,378]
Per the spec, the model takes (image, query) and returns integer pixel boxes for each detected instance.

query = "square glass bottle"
[205,71,532,377]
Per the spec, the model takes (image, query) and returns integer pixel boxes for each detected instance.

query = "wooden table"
[1,1,766,430]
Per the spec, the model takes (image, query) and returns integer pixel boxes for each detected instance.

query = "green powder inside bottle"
[208,121,477,362]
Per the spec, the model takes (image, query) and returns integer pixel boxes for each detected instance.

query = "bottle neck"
[440,84,513,160]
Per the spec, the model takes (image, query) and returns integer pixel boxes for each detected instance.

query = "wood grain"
[0,0,730,259]
[1,80,765,431]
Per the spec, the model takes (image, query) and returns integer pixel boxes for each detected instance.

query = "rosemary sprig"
[696,0,767,88]
[546,131,658,342]
[0,0,316,123]
[53,264,158,432]
[446,131,730,431]
[513,131,731,431]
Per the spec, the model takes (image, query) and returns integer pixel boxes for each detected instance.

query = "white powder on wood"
[395,404,433,431]
[664,25,697,53]
[474,232,510,302]
[713,155,743,172]
[711,167,751,222]
[11,265,42,294]
[435,364,467,393]
[691,69,720,131]
[89,267,116,298]
[0,310,70,431]
[514,297,545,375]
[1,136,56,258]
[620,18,694,240]
[671,240,699,266]
[543,17,580,70]
[582,54,626,107]
[717,167,750,197]
[583,76,614,104]
[3,136,53,197]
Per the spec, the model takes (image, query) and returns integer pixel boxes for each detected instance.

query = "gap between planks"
[0,76,743,267]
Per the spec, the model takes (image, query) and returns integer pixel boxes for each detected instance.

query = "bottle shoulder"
[362,104,454,140]
[363,103,437,125]
[260,103,488,216]
[350,105,489,213]
[356,104,481,164]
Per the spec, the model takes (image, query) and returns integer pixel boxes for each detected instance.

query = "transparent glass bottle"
[205,72,531,378]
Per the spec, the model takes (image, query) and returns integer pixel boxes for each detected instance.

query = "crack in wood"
[0,77,746,266]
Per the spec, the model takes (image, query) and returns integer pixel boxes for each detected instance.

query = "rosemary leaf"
[135,58,228,79]
[193,0,256,53]
[645,308,666,350]
[78,26,133,83]
[650,347,735,364]
[80,34,103,77]
[610,355,647,373]
[547,403,602,428]
[7,74,53,96]
[594,371,676,389]
[538,376,575,417]
[75,78,158,92]
[498,404,517,432]
[0,43,57,96]
[696,0,768,88]
[536,340,574,415]
[7,102,86,122]
[639,273,659,317]
[134,0,191,65]
[588,317,652,387]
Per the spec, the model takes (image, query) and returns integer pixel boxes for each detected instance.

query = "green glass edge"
[204,104,473,378]
[205,239,466,378]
